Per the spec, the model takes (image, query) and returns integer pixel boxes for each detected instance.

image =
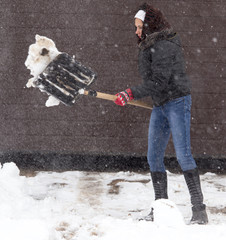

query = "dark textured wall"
[0,0,225,167]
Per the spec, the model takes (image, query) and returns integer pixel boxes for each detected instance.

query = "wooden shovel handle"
[84,90,152,110]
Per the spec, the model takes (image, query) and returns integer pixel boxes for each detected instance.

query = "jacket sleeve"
[131,41,175,100]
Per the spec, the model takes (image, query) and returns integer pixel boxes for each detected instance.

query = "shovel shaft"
[84,90,152,110]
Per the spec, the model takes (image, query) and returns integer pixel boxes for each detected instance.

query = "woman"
[114,3,208,224]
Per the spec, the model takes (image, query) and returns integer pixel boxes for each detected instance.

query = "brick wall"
[0,0,225,167]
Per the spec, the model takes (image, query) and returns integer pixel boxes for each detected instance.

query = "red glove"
[114,88,134,106]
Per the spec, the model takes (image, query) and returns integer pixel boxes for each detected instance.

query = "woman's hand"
[114,88,134,106]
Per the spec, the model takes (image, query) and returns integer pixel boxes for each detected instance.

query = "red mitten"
[114,88,134,106]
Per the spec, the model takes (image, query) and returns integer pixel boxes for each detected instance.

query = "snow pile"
[25,35,61,107]
[0,162,27,216]
[0,162,226,240]
[0,162,57,240]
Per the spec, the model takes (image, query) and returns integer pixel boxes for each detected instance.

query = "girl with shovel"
[114,3,208,224]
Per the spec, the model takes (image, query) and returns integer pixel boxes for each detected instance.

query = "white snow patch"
[0,162,226,240]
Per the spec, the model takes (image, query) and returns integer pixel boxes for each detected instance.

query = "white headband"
[134,10,146,22]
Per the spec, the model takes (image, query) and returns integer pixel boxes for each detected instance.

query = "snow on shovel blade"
[34,53,97,106]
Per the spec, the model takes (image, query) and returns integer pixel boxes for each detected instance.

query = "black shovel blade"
[34,53,97,106]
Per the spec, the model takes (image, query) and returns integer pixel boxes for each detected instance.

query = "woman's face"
[135,18,144,38]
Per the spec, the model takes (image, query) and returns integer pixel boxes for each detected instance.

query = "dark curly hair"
[136,3,171,43]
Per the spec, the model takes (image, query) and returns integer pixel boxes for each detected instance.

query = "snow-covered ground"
[0,162,225,240]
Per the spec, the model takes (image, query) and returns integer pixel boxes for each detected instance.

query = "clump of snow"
[151,199,185,226]
[25,34,60,85]
[25,34,61,107]
[45,95,61,107]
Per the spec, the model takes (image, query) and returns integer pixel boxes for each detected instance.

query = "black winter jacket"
[131,29,191,106]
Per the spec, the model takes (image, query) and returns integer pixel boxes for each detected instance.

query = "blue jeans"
[147,95,197,172]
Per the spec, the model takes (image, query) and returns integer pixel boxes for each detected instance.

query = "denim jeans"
[147,95,197,172]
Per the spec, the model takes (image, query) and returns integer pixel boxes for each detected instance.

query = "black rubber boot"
[139,172,168,221]
[183,168,208,224]
[151,171,168,200]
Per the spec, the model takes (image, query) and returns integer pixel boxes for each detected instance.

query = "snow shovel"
[34,53,152,110]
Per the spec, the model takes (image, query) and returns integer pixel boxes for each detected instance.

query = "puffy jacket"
[131,29,191,106]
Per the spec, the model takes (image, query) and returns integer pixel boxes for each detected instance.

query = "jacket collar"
[138,28,176,50]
